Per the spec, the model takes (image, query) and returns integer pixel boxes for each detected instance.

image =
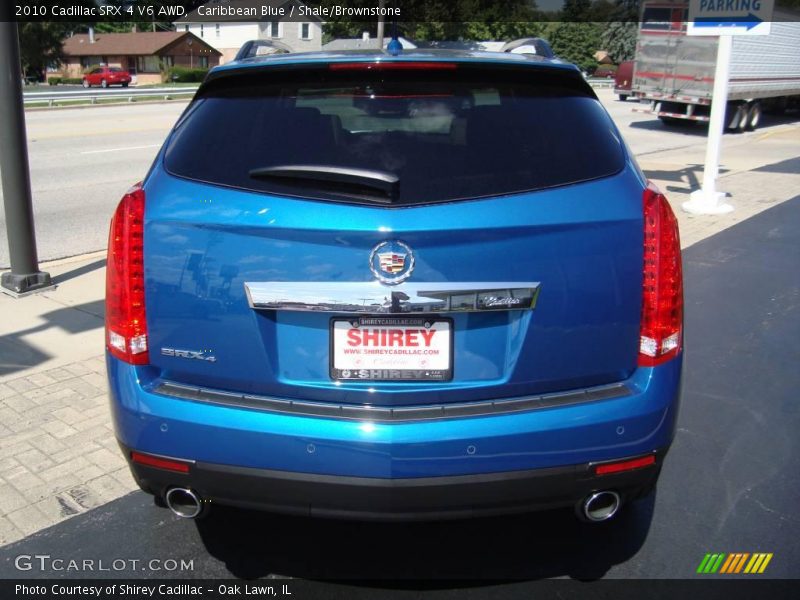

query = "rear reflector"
[131,451,190,474]
[595,454,656,476]
[329,62,458,71]
[639,183,683,367]
[106,184,149,364]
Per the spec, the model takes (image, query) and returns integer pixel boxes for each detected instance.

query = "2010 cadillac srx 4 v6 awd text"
[106,50,683,523]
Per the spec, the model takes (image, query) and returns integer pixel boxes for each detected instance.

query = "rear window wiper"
[249,164,399,203]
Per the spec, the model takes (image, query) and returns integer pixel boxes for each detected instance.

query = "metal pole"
[682,33,734,215]
[376,0,386,49]
[0,22,52,294]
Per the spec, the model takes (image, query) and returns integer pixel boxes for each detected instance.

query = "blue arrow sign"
[694,13,762,30]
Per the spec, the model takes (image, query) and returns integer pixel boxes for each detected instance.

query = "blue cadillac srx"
[106,50,683,522]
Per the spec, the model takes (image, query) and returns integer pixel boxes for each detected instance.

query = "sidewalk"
[640,124,800,247]
[0,253,136,545]
[1,139,798,545]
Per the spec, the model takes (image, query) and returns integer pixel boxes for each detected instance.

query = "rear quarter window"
[164,64,625,206]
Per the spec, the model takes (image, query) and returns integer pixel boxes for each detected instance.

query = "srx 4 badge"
[161,348,217,362]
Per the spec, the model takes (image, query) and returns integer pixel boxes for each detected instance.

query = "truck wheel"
[746,102,762,131]
[618,94,628,102]
[737,106,750,131]
[726,103,748,133]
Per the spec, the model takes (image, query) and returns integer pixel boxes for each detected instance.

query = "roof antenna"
[387,13,402,56]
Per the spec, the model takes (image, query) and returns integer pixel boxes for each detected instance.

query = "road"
[0,102,186,269]
[1,194,798,588]
[1,88,799,268]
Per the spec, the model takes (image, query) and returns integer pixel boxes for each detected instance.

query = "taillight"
[639,183,683,366]
[106,184,149,364]
[329,62,458,71]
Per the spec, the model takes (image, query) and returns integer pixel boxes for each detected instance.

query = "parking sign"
[688,0,774,36]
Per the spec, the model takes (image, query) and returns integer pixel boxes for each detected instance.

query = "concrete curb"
[38,250,107,269]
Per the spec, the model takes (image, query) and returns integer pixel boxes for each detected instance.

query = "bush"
[164,66,209,83]
[48,77,62,85]
[62,78,83,85]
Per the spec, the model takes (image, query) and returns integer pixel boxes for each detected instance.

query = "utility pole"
[376,0,386,49]
[0,22,53,295]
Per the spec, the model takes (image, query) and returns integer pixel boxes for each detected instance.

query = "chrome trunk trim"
[244,282,541,314]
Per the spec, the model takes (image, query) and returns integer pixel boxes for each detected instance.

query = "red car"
[82,66,132,89]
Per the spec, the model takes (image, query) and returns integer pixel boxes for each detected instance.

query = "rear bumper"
[108,354,681,517]
[123,442,665,520]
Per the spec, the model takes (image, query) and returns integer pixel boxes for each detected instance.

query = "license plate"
[330,317,453,381]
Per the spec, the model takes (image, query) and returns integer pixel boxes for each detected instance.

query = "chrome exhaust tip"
[581,491,621,522]
[164,487,203,519]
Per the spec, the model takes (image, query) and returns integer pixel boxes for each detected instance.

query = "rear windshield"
[164,65,625,206]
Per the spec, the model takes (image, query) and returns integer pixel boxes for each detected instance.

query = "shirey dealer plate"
[330,317,453,381]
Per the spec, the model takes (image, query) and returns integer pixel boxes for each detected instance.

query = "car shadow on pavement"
[195,494,655,583]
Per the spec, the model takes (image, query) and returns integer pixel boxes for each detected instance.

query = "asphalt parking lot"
[2,193,797,588]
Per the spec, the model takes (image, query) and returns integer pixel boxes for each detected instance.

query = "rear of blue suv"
[106,51,683,522]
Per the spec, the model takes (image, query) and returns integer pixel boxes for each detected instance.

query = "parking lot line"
[80,144,160,155]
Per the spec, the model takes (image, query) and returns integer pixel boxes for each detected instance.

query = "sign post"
[682,0,774,215]
[0,21,53,295]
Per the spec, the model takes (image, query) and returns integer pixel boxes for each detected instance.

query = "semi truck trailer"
[632,0,800,131]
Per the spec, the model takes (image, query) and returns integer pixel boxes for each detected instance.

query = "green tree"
[549,22,603,72]
[17,23,72,80]
[589,0,617,21]
[600,0,639,62]
[601,21,638,62]
[12,0,95,79]
[561,0,592,21]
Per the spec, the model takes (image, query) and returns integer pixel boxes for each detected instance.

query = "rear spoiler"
[198,59,595,99]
